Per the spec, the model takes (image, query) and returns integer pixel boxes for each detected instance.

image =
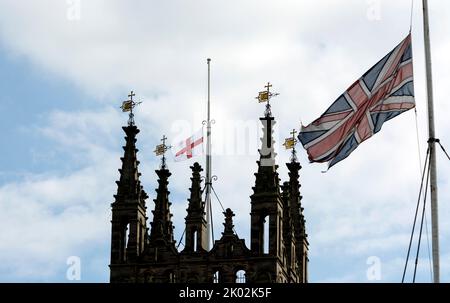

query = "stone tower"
[110,125,148,267]
[109,109,308,283]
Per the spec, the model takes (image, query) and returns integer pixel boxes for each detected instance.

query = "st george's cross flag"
[173,128,204,162]
[298,34,415,169]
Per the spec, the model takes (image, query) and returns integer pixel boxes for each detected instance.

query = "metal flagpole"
[205,58,213,250]
[422,0,439,283]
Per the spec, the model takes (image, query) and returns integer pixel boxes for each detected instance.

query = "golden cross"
[256,82,279,117]
[161,135,168,148]
[290,129,297,141]
[121,90,142,126]
[128,91,135,102]
[155,135,172,169]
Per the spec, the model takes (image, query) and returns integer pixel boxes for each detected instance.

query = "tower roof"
[186,162,204,217]
[287,160,307,240]
[252,115,282,196]
[149,167,175,244]
[113,125,148,206]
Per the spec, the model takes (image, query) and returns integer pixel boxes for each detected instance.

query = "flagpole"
[422,0,440,283]
[205,58,213,250]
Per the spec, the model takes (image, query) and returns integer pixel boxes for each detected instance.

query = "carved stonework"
[110,113,309,283]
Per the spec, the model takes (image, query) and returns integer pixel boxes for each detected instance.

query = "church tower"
[143,155,179,282]
[249,83,287,282]
[110,125,148,268]
[109,88,309,283]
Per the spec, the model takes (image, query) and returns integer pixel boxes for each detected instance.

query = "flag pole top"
[154,135,172,169]
[283,128,298,162]
[120,90,142,126]
[255,82,279,117]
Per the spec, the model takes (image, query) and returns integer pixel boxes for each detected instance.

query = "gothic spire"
[252,114,281,195]
[110,116,148,266]
[281,181,292,234]
[281,181,295,275]
[287,159,308,282]
[286,160,305,238]
[183,162,208,252]
[186,162,204,216]
[149,167,175,244]
[113,125,148,205]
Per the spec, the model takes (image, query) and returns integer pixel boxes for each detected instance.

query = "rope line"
[424,206,434,281]
[413,155,432,282]
[414,109,423,176]
[176,228,186,250]
[402,147,430,282]
[437,140,450,161]
[211,185,239,238]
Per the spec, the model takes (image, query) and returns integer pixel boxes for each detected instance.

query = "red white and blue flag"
[298,34,415,168]
[173,129,204,162]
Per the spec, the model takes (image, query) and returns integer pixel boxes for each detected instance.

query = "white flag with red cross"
[173,128,204,162]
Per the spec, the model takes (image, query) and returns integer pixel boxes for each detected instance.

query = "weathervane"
[283,129,298,162]
[255,82,279,117]
[154,135,172,169]
[120,90,142,126]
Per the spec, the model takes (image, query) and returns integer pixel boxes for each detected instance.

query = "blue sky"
[0,0,449,283]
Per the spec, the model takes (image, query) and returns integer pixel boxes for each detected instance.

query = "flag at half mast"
[298,34,415,168]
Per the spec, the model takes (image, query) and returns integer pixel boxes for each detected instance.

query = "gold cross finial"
[128,90,135,101]
[256,82,279,117]
[161,135,168,146]
[290,129,297,138]
[283,128,298,162]
[120,90,142,126]
[154,135,172,169]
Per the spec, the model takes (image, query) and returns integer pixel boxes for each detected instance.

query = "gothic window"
[123,222,130,261]
[167,271,176,283]
[213,271,220,283]
[125,223,130,249]
[236,270,246,283]
[193,230,198,251]
[263,215,269,254]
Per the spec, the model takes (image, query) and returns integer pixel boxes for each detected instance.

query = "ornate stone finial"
[149,165,175,244]
[223,208,235,235]
[283,129,299,162]
[187,162,204,212]
[255,82,279,117]
[120,90,143,126]
[154,135,172,169]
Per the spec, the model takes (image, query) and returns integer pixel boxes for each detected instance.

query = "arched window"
[123,222,130,261]
[193,230,198,251]
[213,271,220,283]
[125,223,130,249]
[168,271,176,283]
[263,215,269,254]
[236,270,246,283]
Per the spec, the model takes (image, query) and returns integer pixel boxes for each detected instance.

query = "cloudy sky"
[0,0,449,283]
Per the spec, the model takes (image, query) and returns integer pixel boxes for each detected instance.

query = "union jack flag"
[298,34,415,169]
